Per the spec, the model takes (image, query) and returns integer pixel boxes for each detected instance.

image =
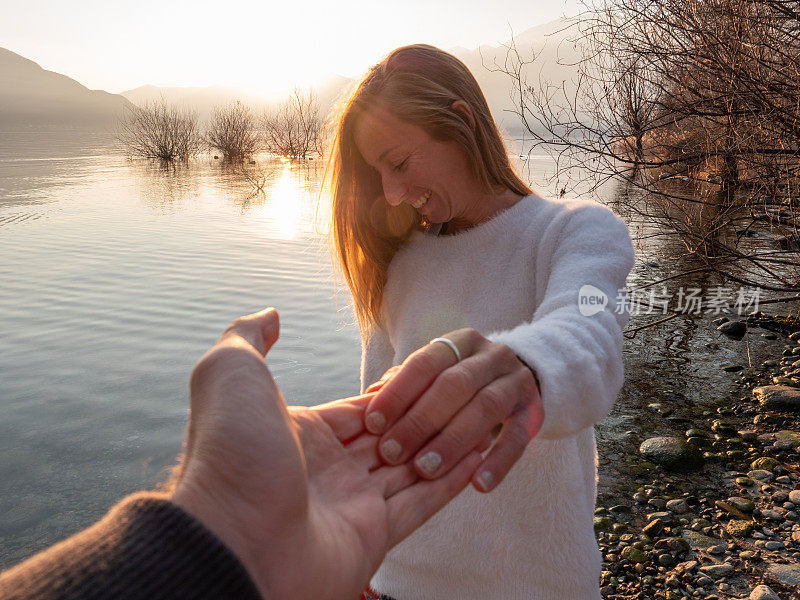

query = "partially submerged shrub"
[116,98,200,161]
[205,101,260,161]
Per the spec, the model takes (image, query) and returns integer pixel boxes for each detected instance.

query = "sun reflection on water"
[262,160,304,239]
[251,158,332,240]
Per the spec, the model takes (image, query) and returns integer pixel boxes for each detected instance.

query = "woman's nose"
[382,176,407,206]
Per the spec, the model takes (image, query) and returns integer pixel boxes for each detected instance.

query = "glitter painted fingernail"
[416,451,442,475]
[381,439,402,462]
[478,471,494,491]
[365,411,386,433]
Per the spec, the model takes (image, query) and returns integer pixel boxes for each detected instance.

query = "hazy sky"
[1,0,578,95]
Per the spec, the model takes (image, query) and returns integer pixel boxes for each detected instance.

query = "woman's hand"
[171,309,481,600]
[365,365,401,393]
[363,328,545,493]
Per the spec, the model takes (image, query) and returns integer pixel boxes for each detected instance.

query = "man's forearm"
[0,492,262,600]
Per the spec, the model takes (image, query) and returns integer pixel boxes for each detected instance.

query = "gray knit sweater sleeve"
[0,492,263,600]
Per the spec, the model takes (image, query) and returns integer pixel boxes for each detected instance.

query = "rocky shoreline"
[596,315,800,599]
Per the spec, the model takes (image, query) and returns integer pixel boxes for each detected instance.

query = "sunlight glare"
[262,160,303,240]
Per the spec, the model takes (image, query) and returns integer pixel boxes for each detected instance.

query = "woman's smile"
[410,190,431,210]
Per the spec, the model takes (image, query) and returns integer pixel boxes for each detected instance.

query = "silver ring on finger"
[429,337,462,362]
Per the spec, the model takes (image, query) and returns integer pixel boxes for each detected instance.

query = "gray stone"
[712,419,737,434]
[708,544,726,555]
[775,430,800,448]
[750,585,780,600]
[767,563,800,589]
[754,386,800,411]
[681,530,718,549]
[749,469,775,482]
[658,553,676,567]
[666,499,690,513]
[639,437,705,471]
[718,320,747,339]
[643,518,664,536]
[676,560,699,573]
[594,516,612,531]
[700,563,734,578]
[765,540,785,550]
[620,545,648,563]
[761,508,786,520]
[726,520,754,538]
[752,457,780,471]
[695,575,714,587]
[647,511,673,522]
[789,490,800,504]
[728,496,756,513]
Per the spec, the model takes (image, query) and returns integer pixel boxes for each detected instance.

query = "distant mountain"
[450,18,582,137]
[120,74,355,125]
[0,19,579,133]
[119,84,269,124]
[0,48,131,130]
[118,20,579,134]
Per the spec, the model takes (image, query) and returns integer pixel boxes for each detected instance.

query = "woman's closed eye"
[392,158,408,172]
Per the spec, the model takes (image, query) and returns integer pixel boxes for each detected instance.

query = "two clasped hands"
[171,307,544,599]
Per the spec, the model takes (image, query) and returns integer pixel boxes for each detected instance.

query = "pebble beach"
[595,316,800,599]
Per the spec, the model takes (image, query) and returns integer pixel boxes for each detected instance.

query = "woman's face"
[353,102,483,225]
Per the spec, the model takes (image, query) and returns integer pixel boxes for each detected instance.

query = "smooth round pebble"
[666,499,689,513]
[749,584,780,600]
[749,469,775,482]
[765,540,785,551]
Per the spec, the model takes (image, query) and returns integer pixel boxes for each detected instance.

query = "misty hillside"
[120,75,353,125]
[0,48,131,130]
[450,18,582,137]
[119,18,580,135]
[0,19,580,133]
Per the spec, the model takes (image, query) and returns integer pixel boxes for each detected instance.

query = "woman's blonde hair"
[328,44,531,332]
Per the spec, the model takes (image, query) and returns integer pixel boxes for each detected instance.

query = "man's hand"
[171,308,481,600]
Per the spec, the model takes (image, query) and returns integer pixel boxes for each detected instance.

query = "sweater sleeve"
[487,201,635,440]
[360,324,396,393]
[0,492,263,600]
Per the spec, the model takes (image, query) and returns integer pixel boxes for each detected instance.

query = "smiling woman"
[352,102,522,230]
[326,44,635,600]
[330,45,530,329]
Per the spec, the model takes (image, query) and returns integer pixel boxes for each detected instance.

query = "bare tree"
[261,88,323,160]
[206,101,260,161]
[498,0,800,298]
[116,98,201,161]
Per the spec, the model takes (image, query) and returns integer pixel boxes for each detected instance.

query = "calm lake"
[0,130,788,568]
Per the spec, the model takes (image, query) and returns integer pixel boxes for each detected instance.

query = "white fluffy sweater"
[361,193,635,600]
